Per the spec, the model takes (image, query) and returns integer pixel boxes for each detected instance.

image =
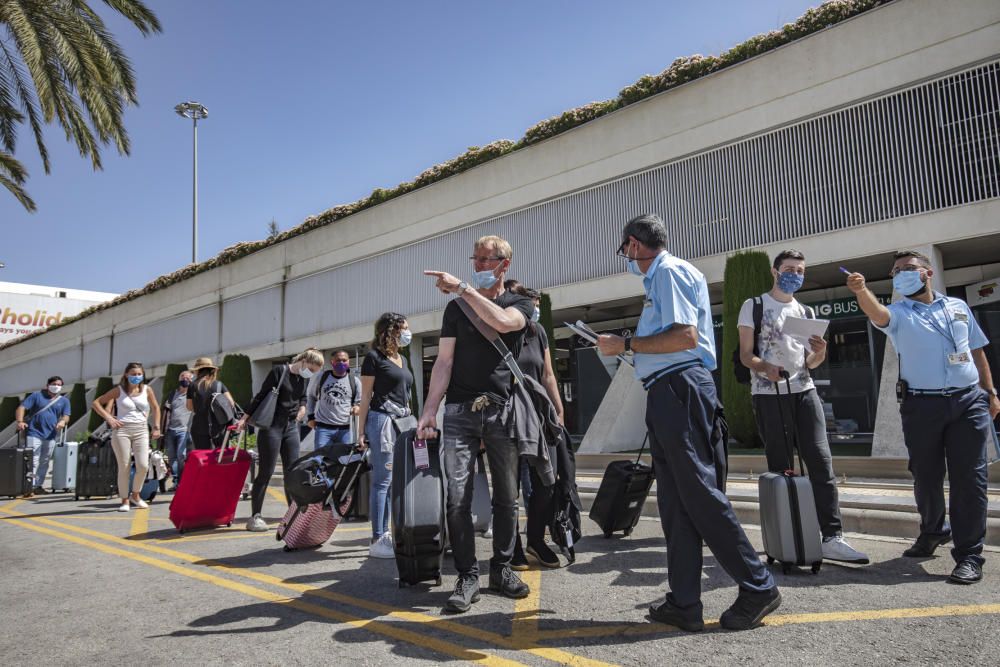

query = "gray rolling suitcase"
[51,431,78,493]
[758,373,823,574]
[392,428,446,587]
[471,453,492,535]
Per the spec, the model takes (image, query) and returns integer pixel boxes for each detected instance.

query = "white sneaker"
[117,503,130,512]
[246,514,268,532]
[482,527,493,539]
[369,533,395,559]
[131,497,149,509]
[822,535,870,564]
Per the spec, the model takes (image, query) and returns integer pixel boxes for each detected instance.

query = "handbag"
[248,365,288,429]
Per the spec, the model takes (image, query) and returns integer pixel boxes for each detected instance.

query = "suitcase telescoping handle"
[216,425,246,464]
[775,370,805,476]
[634,432,649,466]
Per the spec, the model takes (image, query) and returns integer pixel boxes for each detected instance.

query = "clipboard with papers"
[564,320,634,367]
[782,316,830,345]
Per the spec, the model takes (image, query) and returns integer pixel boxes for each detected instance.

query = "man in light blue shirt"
[598,214,779,632]
[15,376,72,496]
[849,250,999,585]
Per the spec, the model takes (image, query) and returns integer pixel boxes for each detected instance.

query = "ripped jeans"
[365,410,393,540]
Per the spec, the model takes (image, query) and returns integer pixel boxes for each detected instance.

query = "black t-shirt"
[361,349,413,409]
[517,324,548,384]
[188,380,230,436]
[440,292,535,404]
[247,364,308,423]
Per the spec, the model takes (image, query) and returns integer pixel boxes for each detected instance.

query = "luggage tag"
[413,438,431,470]
[947,351,971,365]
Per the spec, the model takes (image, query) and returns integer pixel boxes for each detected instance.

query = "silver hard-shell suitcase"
[51,431,78,492]
[758,374,823,574]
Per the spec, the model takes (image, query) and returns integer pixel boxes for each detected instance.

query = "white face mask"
[298,366,315,379]
[398,329,413,348]
[47,384,62,395]
[532,307,541,323]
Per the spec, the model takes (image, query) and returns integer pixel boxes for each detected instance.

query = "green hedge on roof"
[0,0,894,351]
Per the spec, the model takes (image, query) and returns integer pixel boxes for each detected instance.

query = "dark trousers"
[900,387,990,564]
[250,418,301,515]
[647,365,774,608]
[442,401,520,576]
[520,458,552,545]
[753,389,843,538]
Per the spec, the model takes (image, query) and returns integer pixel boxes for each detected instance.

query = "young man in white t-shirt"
[738,250,868,564]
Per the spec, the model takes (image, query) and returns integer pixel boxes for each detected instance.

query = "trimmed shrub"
[218,354,253,412]
[0,396,19,430]
[88,377,114,432]
[68,383,87,426]
[721,251,773,446]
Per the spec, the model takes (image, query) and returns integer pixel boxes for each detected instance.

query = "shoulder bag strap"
[751,296,764,356]
[455,298,526,385]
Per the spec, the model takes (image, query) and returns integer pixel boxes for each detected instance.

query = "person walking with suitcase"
[15,376,71,497]
[240,348,324,532]
[848,251,998,585]
[307,350,363,450]
[418,235,536,613]
[738,250,869,565]
[596,214,780,632]
[91,363,161,512]
[357,314,414,559]
[161,369,194,490]
[185,358,238,451]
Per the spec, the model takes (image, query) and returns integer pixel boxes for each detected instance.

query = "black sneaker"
[33,486,49,495]
[444,574,481,613]
[719,588,782,631]
[526,541,560,569]
[948,559,983,585]
[649,595,704,632]
[489,565,530,599]
[903,533,952,558]
[511,536,529,572]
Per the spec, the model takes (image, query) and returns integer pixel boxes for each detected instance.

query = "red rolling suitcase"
[169,428,251,533]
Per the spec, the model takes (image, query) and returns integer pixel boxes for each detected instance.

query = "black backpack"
[732,297,764,385]
[208,381,236,427]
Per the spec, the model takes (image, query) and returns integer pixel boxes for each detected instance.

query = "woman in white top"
[92,362,161,512]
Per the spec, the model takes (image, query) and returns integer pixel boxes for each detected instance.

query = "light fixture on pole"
[174,101,208,264]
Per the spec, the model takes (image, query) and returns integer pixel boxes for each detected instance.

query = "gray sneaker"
[444,574,481,613]
[246,514,268,532]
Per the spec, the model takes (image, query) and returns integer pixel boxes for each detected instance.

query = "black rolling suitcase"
[75,425,118,500]
[0,432,33,498]
[392,428,446,587]
[589,433,655,538]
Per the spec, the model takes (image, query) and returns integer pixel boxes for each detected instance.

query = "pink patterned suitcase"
[276,496,352,551]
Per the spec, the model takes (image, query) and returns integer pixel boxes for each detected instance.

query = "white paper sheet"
[783,316,830,344]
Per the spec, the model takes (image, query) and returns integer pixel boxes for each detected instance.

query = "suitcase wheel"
[226,522,232,527]
[435,576,442,587]
[811,562,822,575]
[398,580,407,589]
[603,531,613,539]
[766,556,775,565]
[74,495,79,501]
[781,563,792,575]
[623,526,633,537]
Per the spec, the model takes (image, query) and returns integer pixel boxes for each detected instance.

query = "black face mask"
[179,380,191,388]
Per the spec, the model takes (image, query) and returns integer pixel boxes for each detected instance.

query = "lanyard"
[911,300,957,352]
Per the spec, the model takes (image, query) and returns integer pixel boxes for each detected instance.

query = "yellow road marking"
[266,488,286,504]
[2,515,525,666]
[512,569,543,639]
[1,507,613,666]
[51,516,173,522]
[153,532,271,544]
[129,507,149,538]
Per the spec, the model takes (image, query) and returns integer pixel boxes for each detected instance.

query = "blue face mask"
[892,270,926,298]
[128,375,143,385]
[531,307,541,323]
[777,271,804,295]
[471,268,498,290]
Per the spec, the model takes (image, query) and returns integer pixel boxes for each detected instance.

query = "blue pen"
[839,266,851,275]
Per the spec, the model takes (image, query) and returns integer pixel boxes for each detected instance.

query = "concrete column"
[871,244,944,458]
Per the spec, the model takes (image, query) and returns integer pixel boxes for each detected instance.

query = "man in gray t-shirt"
[307,350,362,448]
[161,369,194,487]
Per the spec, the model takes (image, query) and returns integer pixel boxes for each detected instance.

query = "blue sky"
[1,0,819,294]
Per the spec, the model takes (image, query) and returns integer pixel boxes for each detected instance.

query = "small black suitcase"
[75,426,118,500]
[392,429,445,587]
[589,434,655,538]
[0,432,33,498]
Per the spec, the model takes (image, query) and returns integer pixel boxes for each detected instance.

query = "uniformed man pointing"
[849,250,999,585]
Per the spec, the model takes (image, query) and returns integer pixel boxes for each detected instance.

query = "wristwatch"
[456,281,469,295]
[623,334,633,353]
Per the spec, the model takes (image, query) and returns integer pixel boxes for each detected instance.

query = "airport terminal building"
[0,0,997,451]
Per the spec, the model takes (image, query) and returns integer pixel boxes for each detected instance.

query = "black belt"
[314,421,349,429]
[642,360,703,390]
[906,384,976,397]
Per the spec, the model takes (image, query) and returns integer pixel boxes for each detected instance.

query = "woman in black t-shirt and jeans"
[240,348,324,532]
[357,312,414,559]
[186,357,238,451]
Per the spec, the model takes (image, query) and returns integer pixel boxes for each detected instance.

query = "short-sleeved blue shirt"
[874,293,988,390]
[633,251,717,381]
[21,390,71,441]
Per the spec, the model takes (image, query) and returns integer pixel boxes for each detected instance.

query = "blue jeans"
[163,429,190,484]
[314,424,352,448]
[365,411,392,539]
[26,435,56,488]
